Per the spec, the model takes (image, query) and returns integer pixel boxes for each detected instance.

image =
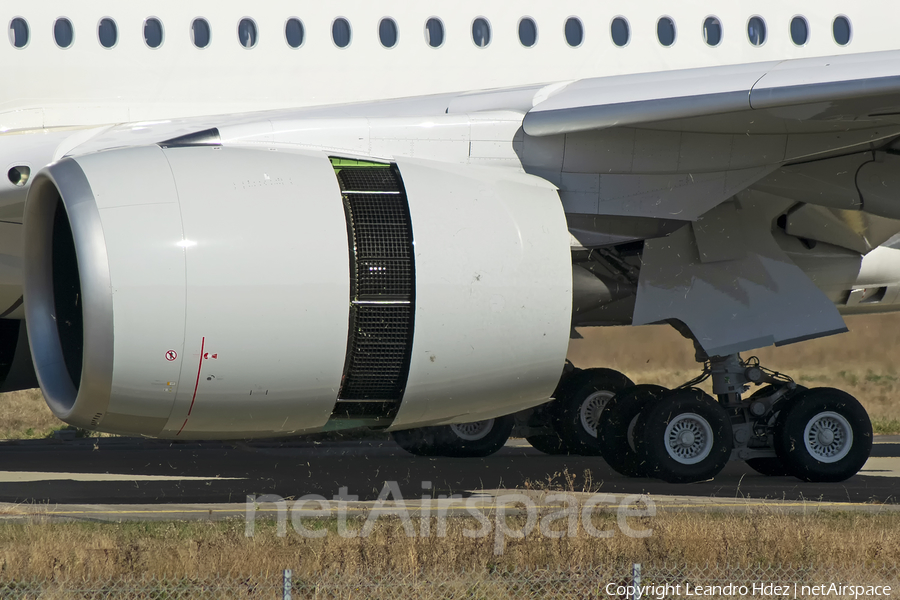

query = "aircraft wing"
[517,50,900,356]
[524,49,900,136]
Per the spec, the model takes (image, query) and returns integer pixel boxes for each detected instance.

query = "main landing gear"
[392,355,872,481]
[592,354,872,483]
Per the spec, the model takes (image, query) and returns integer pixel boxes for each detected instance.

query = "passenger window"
[143,18,163,48]
[611,17,630,47]
[9,17,28,48]
[518,17,537,47]
[333,18,351,48]
[565,17,584,47]
[747,16,767,46]
[657,17,675,46]
[285,18,304,48]
[791,16,809,46]
[98,18,117,48]
[54,18,74,49]
[238,18,257,48]
[379,18,398,48]
[192,18,211,48]
[833,16,851,45]
[472,18,491,47]
[425,18,444,48]
[703,17,722,46]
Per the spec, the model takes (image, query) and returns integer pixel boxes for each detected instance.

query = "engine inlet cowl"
[24,159,114,430]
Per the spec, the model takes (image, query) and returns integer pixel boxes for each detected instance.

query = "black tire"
[552,368,634,455]
[743,385,807,477]
[596,384,669,477]
[634,388,733,484]
[774,387,872,482]
[745,457,793,477]
[526,433,570,455]
[393,416,514,458]
[391,426,450,457]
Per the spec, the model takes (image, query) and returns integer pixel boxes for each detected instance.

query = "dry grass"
[0,510,898,579]
[0,388,64,440]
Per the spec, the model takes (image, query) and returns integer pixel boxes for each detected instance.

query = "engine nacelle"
[23,146,571,438]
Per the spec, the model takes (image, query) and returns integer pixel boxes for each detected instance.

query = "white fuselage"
[0,1,893,132]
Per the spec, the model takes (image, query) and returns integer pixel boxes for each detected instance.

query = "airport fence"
[1,562,898,599]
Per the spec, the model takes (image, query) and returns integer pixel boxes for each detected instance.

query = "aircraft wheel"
[552,368,634,455]
[774,387,872,482]
[392,416,514,458]
[635,388,733,483]
[596,384,668,477]
[391,427,447,457]
[526,433,569,455]
[442,416,514,457]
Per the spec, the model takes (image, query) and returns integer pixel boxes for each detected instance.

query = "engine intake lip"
[23,158,114,427]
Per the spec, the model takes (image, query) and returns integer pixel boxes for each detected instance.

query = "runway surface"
[0,436,897,521]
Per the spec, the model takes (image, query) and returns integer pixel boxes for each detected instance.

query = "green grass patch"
[837,370,859,386]
[873,417,900,435]
[865,371,899,385]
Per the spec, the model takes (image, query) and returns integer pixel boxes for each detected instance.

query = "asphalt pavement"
[0,436,896,518]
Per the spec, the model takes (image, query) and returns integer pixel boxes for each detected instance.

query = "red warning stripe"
[176,336,206,436]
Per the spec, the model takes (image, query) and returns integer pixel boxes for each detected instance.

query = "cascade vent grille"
[333,162,415,416]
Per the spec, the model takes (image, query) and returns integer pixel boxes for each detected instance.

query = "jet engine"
[23,145,572,439]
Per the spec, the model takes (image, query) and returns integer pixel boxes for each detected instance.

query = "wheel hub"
[450,419,494,441]
[803,411,852,463]
[677,430,696,447]
[579,391,615,438]
[663,413,714,465]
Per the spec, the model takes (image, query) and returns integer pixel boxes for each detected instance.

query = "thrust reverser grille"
[332,160,415,422]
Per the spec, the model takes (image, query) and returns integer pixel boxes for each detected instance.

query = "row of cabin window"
[7,14,853,51]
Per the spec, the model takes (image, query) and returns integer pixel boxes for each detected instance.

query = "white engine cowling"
[23,145,572,439]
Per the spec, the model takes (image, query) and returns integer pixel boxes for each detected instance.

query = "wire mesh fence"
[2,563,898,599]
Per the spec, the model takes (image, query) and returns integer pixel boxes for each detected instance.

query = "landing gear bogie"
[595,351,872,484]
